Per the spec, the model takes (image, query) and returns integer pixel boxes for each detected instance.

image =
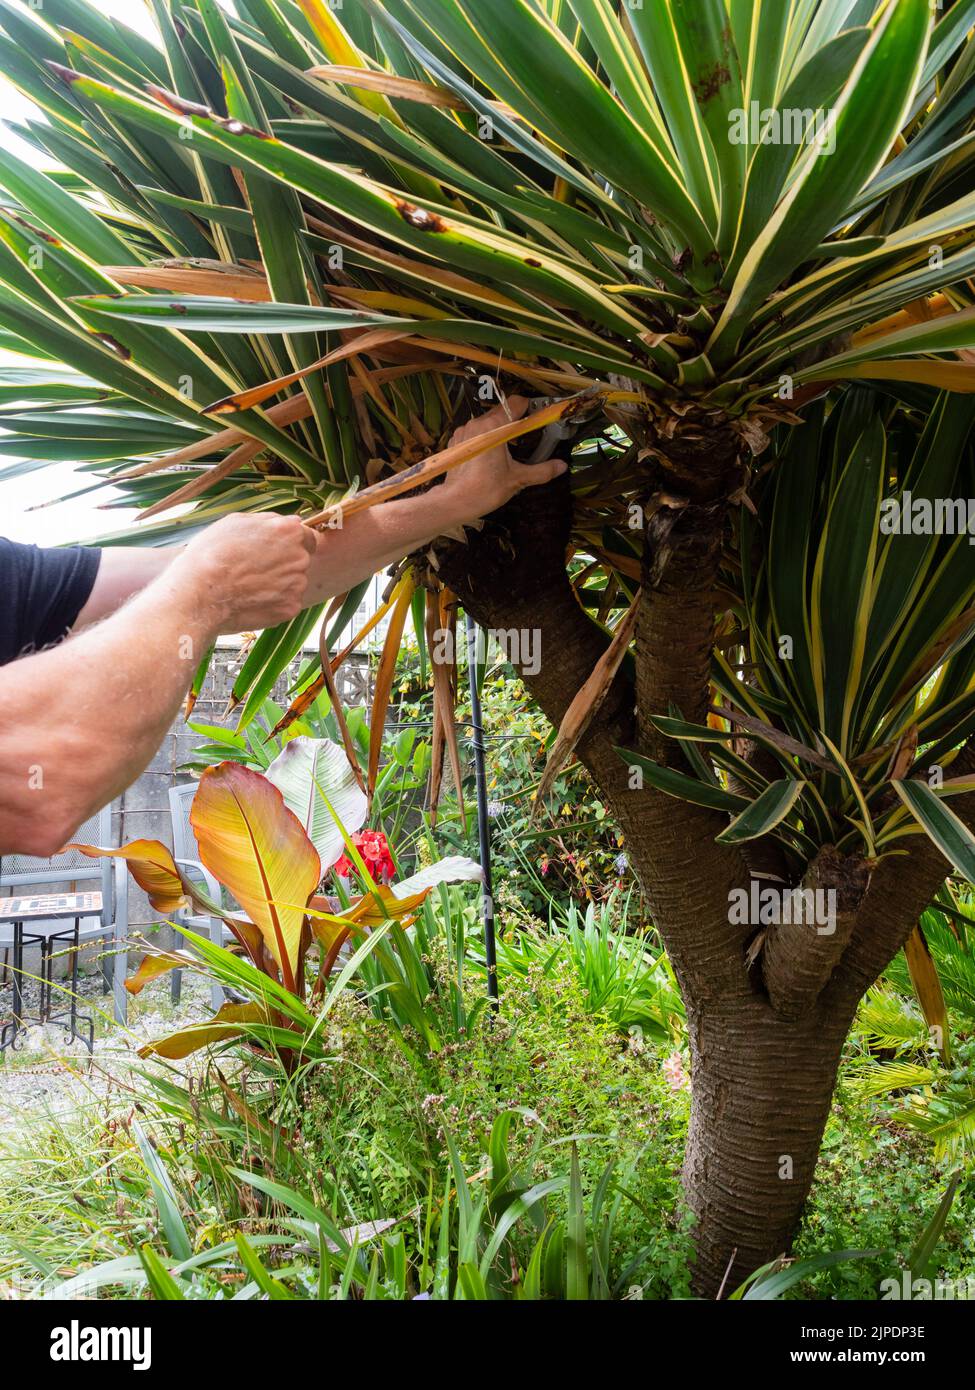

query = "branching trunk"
[437,426,975,1299]
[761,846,870,1020]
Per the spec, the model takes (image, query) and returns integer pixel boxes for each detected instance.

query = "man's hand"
[270,397,570,610]
[436,396,568,525]
[178,514,317,633]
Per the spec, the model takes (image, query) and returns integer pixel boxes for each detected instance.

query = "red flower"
[334,829,395,885]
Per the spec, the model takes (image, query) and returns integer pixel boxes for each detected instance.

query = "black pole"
[465,611,499,1007]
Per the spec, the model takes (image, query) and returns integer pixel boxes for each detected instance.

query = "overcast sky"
[1,1,166,549]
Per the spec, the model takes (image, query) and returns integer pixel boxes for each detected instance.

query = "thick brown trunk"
[683,994,853,1297]
[436,440,975,1302]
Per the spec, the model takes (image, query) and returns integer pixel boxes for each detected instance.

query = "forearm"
[0,567,217,855]
[302,399,565,603]
[303,488,466,604]
[74,544,182,631]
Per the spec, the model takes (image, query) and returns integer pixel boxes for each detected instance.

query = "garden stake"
[465,612,498,1009]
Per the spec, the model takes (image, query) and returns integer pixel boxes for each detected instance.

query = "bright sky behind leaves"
[2,2,164,545]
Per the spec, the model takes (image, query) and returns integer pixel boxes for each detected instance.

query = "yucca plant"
[5,0,975,1293]
[847,900,975,1159]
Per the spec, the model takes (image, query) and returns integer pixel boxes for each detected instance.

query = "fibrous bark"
[761,845,871,1020]
[683,995,853,1295]
[437,427,975,1298]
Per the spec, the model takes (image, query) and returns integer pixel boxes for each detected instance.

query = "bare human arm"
[76,400,562,618]
[0,399,561,854]
[74,544,180,630]
[0,515,316,855]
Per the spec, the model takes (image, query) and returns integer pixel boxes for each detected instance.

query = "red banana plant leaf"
[141,1001,269,1061]
[65,838,188,915]
[190,763,321,994]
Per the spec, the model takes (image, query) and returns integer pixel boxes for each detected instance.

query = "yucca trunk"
[681,994,851,1294]
[440,418,975,1296]
[622,441,849,1294]
[606,769,857,1295]
[443,497,848,1293]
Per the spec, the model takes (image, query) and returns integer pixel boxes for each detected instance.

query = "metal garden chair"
[168,782,231,1009]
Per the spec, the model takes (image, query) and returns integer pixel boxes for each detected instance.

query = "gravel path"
[0,967,212,1122]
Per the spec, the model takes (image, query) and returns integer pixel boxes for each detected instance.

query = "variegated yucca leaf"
[4,0,975,851]
[0,11,973,518]
[645,395,975,874]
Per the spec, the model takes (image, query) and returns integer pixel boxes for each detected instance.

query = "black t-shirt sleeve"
[0,538,101,666]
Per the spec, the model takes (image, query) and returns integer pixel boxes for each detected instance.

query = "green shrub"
[302,948,693,1297]
[793,1086,975,1298]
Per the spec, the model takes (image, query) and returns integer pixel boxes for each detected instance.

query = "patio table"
[0,892,99,1055]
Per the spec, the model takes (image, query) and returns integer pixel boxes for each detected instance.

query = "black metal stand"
[0,920,26,1053]
[43,919,95,1054]
[0,917,94,1055]
[465,613,499,1009]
